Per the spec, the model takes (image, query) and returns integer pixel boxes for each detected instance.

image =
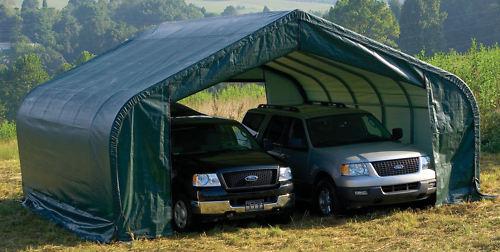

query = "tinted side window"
[362,116,385,137]
[242,112,265,132]
[263,116,293,145]
[286,119,308,149]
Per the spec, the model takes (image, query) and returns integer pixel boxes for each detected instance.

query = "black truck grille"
[371,157,419,177]
[222,169,277,189]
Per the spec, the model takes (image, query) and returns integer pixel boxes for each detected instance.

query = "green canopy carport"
[17,10,482,242]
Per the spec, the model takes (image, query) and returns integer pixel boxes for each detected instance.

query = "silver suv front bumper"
[191,193,294,215]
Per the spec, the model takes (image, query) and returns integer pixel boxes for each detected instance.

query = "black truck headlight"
[192,173,221,187]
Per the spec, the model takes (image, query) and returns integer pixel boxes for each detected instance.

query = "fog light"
[429,181,437,188]
[354,190,368,196]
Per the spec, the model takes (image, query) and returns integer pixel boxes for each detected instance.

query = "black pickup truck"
[170,105,294,231]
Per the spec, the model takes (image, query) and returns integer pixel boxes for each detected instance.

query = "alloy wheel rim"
[174,200,188,229]
[318,187,332,215]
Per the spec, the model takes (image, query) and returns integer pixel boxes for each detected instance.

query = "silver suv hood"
[314,141,425,163]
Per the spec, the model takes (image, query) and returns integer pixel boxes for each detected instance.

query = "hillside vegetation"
[422,44,500,152]
[12,0,334,12]
[13,0,67,9]
[185,0,333,13]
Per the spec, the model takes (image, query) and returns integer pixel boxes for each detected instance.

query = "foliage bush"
[0,121,16,142]
[180,83,266,120]
[422,43,500,152]
[180,83,265,106]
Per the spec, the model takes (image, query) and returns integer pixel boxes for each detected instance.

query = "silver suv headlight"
[192,173,221,187]
[340,163,370,176]
[279,167,293,181]
[420,156,433,170]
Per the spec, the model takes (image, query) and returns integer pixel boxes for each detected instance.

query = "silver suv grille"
[371,157,419,177]
[382,182,419,193]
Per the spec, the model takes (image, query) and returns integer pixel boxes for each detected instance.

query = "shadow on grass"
[0,198,83,251]
[0,195,434,249]
[175,200,434,239]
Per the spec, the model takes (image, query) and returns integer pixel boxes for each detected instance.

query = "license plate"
[245,199,264,212]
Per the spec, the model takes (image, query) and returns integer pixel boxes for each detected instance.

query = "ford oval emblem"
[245,175,259,182]
[394,164,405,170]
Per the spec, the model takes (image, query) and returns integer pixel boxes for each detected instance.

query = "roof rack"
[307,101,347,108]
[257,104,300,112]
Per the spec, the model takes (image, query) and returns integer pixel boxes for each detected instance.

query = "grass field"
[179,83,266,121]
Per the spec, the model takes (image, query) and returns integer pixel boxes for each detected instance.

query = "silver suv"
[242,103,436,215]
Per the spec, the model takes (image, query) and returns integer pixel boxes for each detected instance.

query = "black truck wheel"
[173,195,194,232]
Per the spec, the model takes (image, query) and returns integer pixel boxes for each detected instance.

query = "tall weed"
[0,121,16,142]
[180,83,266,121]
[423,43,500,152]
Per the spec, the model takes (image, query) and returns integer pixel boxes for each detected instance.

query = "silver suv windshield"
[307,113,392,148]
[172,123,261,155]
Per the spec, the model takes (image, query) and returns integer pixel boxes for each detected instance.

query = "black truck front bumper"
[191,182,294,217]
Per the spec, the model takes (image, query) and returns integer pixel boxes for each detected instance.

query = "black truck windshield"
[172,123,261,155]
[307,113,392,148]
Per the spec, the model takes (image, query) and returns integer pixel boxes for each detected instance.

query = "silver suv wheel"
[316,178,343,216]
[318,187,333,215]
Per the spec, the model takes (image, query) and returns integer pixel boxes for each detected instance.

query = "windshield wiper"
[208,147,254,154]
[363,136,391,143]
[315,136,390,147]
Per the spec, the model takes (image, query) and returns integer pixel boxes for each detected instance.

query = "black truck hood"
[173,150,280,173]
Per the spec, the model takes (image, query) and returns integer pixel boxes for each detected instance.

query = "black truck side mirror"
[391,128,403,141]
[262,138,273,150]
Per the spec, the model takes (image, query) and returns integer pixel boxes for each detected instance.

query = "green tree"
[21,6,57,47]
[441,0,500,52]
[263,6,270,12]
[42,0,47,8]
[57,62,73,73]
[53,10,82,61]
[324,0,400,47]
[75,50,95,65]
[0,64,8,121]
[221,5,238,16]
[9,41,66,75]
[1,54,49,119]
[21,0,39,11]
[114,0,203,28]
[388,0,401,20]
[0,0,16,8]
[399,0,447,55]
[0,4,21,42]
[69,1,119,55]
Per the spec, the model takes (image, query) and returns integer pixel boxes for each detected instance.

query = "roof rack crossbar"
[257,104,300,112]
[307,101,347,108]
